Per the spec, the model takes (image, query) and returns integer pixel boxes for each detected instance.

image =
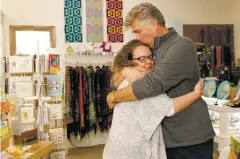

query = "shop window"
[9,26,56,55]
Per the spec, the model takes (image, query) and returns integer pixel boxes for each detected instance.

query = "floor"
[65,143,218,159]
[66,145,104,159]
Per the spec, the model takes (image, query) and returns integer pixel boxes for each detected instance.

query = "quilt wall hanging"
[64,0,83,42]
[106,0,123,42]
[86,0,104,42]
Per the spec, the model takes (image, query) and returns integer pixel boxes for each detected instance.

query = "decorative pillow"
[229,136,240,159]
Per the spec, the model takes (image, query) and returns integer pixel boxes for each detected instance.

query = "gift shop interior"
[0,0,240,159]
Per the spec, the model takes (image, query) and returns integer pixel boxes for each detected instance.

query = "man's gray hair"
[124,3,166,28]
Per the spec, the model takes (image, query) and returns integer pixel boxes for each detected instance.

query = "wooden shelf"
[0,134,13,151]
[24,96,51,101]
[6,72,59,77]
[63,119,73,126]
[10,141,54,159]
[65,54,114,57]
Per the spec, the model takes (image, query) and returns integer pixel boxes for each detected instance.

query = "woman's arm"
[171,80,203,115]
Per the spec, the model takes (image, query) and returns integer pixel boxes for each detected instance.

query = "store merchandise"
[86,0,103,42]
[16,80,34,98]
[0,52,63,157]
[49,54,60,73]
[48,103,62,120]
[49,128,64,144]
[8,76,34,98]
[0,113,10,138]
[50,151,65,159]
[9,56,33,73]
[204,80,217,97]
[65,65,113,139]
[47,76,62,96]
[0,88,6,101]
[39,131,50,142]
[228,137,240,159]
[233,80,240,101]
[19,104,34,124]
[64,0,82,42]
[34,54,48,73]
[217,80,231,100]
[1,151,13,159]
[11,119,35,136]
[106,0,123,42]
[0,99,11,140]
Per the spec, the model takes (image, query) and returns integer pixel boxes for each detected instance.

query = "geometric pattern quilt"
[64,0,82,42]
[106,0,123,42]
[86,0,103,42]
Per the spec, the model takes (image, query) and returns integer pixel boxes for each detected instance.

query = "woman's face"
[131,45,154,71]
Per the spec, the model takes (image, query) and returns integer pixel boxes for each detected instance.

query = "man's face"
[131,19,155,47]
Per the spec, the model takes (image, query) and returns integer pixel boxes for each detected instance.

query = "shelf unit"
[207,104,240,151]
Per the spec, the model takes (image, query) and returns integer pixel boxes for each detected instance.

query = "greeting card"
[48,103,62,120]
[19,104,34,123]
[49,54,60,73]
[47,76,62,96]
[49,128,63,144]
[9,56,33,73]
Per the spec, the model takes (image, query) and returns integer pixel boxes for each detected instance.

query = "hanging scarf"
[216,46,222,68]
[94,66,103,130]
[100,65,112,116]
[99,65,113,131]
[67,67,80,137]
[87,66,97,133]
[64,66,72,119]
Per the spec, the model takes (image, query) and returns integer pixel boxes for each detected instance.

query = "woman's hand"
[194,80,204,97]
[122,67,146,82]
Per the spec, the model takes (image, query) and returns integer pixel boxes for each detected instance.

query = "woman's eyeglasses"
[132,55,154,63]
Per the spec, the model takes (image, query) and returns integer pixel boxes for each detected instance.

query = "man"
[107,3,215,159]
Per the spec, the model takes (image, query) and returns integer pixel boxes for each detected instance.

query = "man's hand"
[193,79,204,97]
[122,67,146,82]
[107,93,116,109]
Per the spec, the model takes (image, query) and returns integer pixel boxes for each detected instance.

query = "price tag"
[21,145,32,151]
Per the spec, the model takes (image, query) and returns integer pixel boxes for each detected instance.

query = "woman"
[103,40,203,159]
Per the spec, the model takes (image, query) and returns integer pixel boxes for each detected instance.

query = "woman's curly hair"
[112,40,153,73]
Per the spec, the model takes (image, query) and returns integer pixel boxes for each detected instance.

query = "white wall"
[2,0,239,58]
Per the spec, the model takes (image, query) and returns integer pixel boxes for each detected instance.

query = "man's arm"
[109,39,196,104]
[110,66,147,91]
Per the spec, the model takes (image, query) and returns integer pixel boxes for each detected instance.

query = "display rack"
[0,50,65,158]
[207,104,240,151]
[63,49,115,149]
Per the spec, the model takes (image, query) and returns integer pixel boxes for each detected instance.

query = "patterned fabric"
[94,66,102,121]
[66,66,113,139]
[103,80,173,159]
[106,0,123,42]
[64,66,72,119]
[216,46,222,68]
[86,0,103,42]
[81,67,90,137]
[87,66,97,133]
[64,0,82,42]
[79,68,85,130]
